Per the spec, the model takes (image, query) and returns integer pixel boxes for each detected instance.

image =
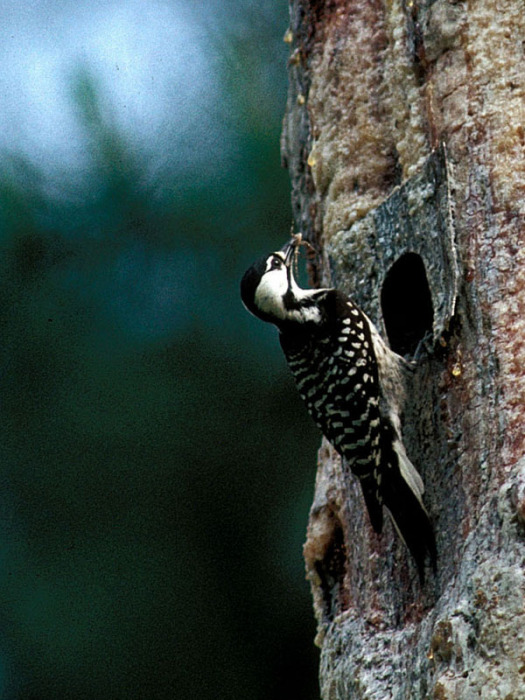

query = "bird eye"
[270,257,282,270]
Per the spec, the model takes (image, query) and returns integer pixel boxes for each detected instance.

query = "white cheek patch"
[254,258,325,324]
[254,269,289,319]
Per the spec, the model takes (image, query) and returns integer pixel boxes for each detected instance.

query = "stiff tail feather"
[382,443,436,581]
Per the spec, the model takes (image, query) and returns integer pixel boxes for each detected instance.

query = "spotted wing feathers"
[280,290,435,576]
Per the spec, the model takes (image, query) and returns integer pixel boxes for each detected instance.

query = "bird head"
[240,236,321,327]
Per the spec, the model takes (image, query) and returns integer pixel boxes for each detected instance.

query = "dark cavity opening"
[381,253,433,356]
[314,522,347,623]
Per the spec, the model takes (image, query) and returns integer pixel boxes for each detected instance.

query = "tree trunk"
[282,1,525,697]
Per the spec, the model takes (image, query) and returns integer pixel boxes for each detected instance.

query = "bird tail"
[381,440,436,581]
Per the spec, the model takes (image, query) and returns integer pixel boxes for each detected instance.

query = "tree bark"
[282,1,525,698]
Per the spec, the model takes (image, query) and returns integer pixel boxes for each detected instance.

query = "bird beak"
[281,238,298,267]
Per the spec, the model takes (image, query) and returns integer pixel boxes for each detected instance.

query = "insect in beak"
[281,240,297,266]
[281,232,308,268]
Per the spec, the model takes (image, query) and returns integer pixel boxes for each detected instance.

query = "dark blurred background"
[0,1,321,698]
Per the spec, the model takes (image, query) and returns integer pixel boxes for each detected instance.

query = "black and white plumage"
[240,238,436,578]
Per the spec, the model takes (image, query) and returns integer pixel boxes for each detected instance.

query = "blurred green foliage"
[0,2,320,699]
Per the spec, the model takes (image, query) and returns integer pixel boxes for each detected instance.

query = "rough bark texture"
[281,1,525,698]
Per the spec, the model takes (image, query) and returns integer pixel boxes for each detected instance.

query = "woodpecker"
[240,236,436,578]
